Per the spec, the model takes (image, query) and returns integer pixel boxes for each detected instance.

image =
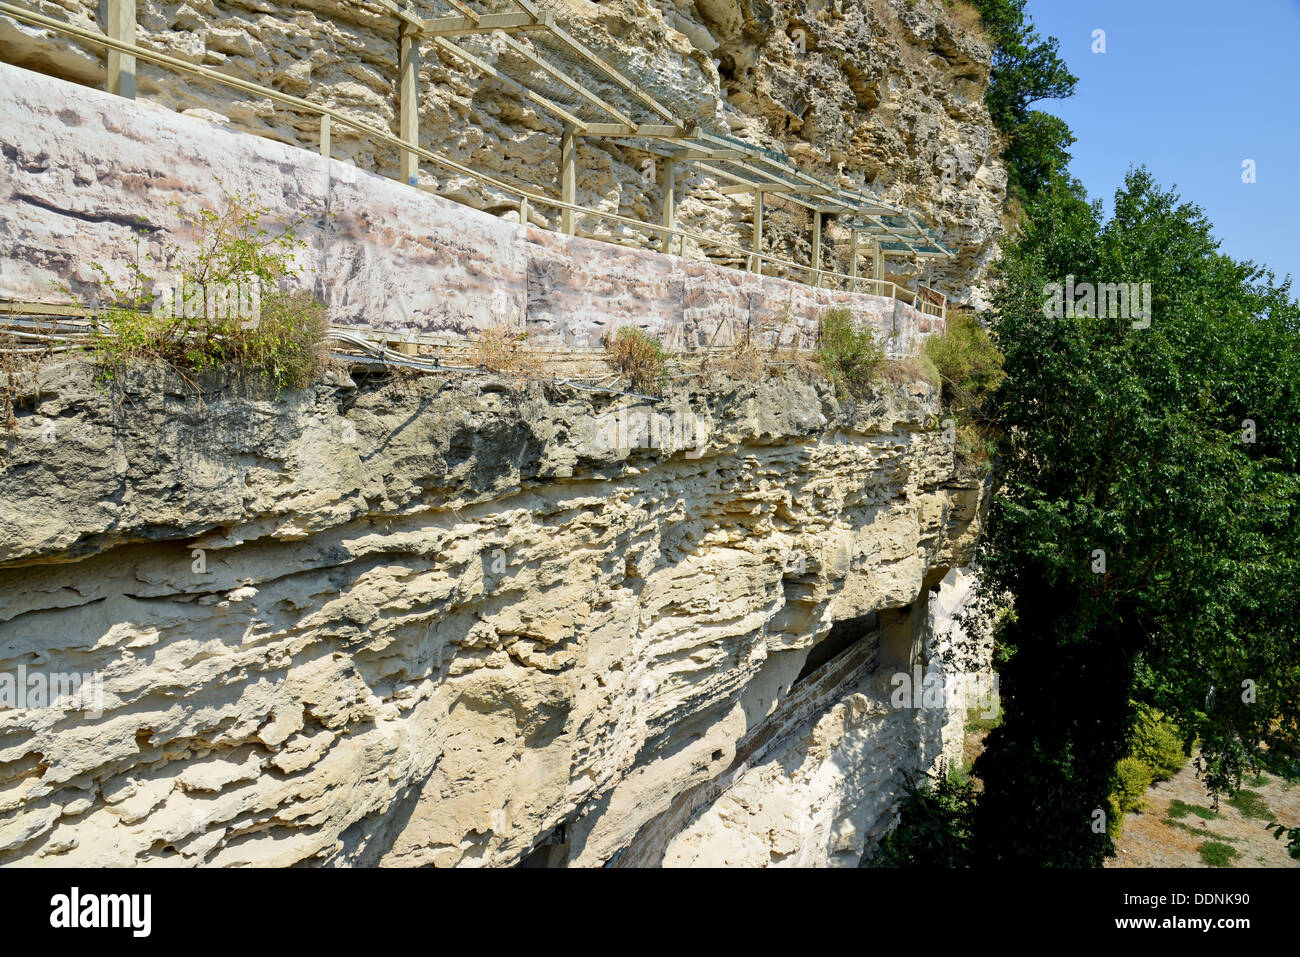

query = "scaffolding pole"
[811,210,822,287]
[560,126,577,235]
[106,0,135,98]
[849,229,858,291]
[660,157,675,255]
[399,22,420,185]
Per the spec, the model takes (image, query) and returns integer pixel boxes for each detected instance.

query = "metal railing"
[0,1,945,320]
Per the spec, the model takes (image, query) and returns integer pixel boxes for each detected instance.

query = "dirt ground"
[1105,760,1300,869]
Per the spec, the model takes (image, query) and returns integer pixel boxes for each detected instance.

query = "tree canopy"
[972,168,1300,865]
[968,0,1079,199]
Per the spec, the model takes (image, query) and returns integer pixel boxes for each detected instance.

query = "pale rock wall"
[656,566,987,867]
[0,0,999,865]
[0,360,987,866]
[0,0,1006,301]
[0,62,941,353]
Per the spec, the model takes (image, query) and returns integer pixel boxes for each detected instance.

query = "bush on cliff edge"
[815,307,885,398]
[86,186,327,392]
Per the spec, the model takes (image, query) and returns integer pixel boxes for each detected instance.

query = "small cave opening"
[792,611,879,687]
[519,822,570,868]
[717,52,737,83]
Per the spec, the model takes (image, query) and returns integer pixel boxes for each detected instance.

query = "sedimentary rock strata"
[0,361,987,866]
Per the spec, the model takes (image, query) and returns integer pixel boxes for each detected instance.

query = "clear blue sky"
[1025,0,1299,286]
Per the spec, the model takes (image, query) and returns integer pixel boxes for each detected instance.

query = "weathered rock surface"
[0,61,942,353]
[0,0,1005,302]
[652,565,988,867]
[0,360,987,866]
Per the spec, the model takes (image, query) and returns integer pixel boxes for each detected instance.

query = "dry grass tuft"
[469,322,546,381]
[697,303,815,384]
[876,354,942,389]
[710,342,766,381]
[1,316,71,431]
[603,326,670,395]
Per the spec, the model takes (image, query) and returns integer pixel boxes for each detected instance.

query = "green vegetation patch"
[1227,790,1273,821]
[1164,819,1232,842]
[815,307,886,399]
[965,705,1003,735]
[86,186,327,393]
[1167,799,1216,821]
[869,760,976,868]
[1130,706,1188,782]
[1197,841,1240,867]
[922,310,1003,471]
[1112,756,1153,814]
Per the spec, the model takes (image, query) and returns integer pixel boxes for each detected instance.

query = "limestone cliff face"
[0,361,986,866]
[0,0,1005,301]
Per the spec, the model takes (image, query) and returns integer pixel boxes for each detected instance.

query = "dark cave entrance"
[793,610,879,687]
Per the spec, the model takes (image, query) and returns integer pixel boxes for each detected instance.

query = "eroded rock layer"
[0,362,986,866]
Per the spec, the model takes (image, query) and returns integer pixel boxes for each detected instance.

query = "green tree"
[969,0,1078,199]
[972,167,1300,865]
[869,761,976,868]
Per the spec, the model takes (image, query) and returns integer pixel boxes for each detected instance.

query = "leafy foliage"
[1267,822,1300,859]
[1111,756,1153,814]
[1129,704,1188,782]
[869,760,976,868]
[968,0,1078,200]
[815,307,886,398]
[971,167,1300,866]
[212,289,327,391]
[923,311,1005,415]
[923,309,1004,468]
[89,187,326,391]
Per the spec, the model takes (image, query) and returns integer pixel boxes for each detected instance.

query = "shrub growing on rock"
[88,187,327,392]
[603,326,670,395]
[815,307,885,398]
